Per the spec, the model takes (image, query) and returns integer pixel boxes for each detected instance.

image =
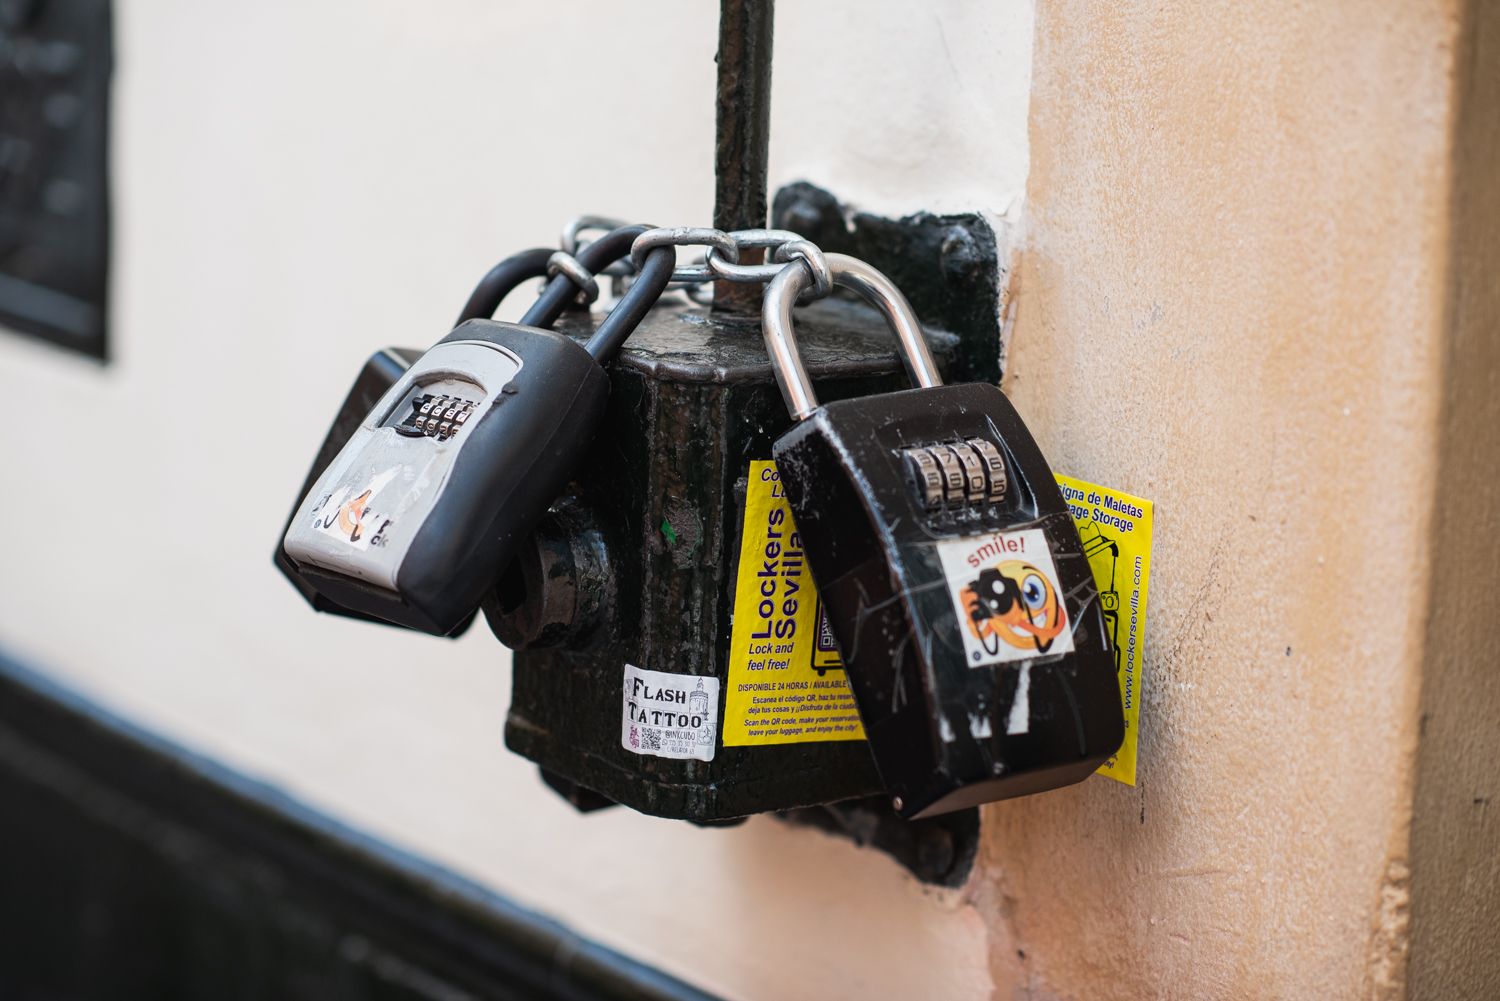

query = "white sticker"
[936,528,1076,668]
[621,664,719,762]
[310,467,399,551]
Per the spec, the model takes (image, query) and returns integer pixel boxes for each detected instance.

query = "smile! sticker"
[937,528,1075,668]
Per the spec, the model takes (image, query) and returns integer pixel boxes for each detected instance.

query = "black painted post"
[712,0,774,313]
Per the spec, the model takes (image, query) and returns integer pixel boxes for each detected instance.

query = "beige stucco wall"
[1408,2,1500,996]
[985,1,1480,997]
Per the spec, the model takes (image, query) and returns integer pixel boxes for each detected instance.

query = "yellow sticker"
[723,460,1151,772]
[723,461,866,746]
[1056,474,1154,786]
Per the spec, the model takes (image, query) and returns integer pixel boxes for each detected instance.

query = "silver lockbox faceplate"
[283,340,523,592]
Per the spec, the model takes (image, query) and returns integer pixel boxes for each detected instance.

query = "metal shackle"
[761,254,942,421]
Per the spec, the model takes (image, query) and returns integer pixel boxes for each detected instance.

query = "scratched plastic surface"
[774,382,1125,819]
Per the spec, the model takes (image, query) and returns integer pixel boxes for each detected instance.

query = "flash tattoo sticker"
[936,528,1075,668]
[621,663,719,762]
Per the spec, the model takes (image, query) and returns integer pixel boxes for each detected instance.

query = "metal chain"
[702,229,803,284]
[630,227,739,282]
[619,224,834,302]
[557,216,847,307]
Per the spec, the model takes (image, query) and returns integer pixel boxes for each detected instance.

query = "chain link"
[630,227,739,281]
[773,239,833,300]
[701,229,802,283]
[563,215,637,278]
[545,250,600,306]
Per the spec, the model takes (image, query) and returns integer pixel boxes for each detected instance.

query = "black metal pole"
[712,0,774,313]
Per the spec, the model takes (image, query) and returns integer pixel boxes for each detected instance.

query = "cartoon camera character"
[961,559,1068,655]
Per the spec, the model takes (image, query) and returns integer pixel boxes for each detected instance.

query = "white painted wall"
[0,3,1033,998]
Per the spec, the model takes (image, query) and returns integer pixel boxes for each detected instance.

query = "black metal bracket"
[507,183,1000,886]
[777,797,981,888]
[773,181,1005,386]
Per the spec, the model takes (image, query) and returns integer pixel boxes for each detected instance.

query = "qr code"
[640,728,662,751]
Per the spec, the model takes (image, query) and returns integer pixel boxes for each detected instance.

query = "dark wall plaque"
[0,0,111,359]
